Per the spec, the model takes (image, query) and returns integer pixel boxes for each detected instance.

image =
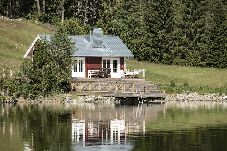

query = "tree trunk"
[42,0,46,14]
[83,0,88,24]
[9,0,12,18]
[61,0,65,23]
[35,0,41,16]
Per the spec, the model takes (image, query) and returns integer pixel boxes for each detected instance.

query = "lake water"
[1,101,227,151]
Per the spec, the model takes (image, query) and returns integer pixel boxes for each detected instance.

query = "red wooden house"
[24,28,133,78]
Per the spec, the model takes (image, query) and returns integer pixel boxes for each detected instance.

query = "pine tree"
[206,0,227,68]
[144,0,175,64]
[97,0,146,59]
[120,0,148,60]
[56,18,90,35]
[173,0,208,66]
[65,0,101,25]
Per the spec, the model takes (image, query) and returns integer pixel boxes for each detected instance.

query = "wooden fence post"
[98,82,101,92]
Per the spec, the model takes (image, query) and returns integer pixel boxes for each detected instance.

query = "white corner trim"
[23,34,41,58]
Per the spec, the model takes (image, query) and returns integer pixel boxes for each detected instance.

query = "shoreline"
[1,92,227,105]
[165,92,227,102]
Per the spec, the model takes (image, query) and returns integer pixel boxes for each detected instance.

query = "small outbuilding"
[24,28,134,78]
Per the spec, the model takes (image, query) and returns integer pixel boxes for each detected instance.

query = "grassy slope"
[0,18,226,93]
[0,18,51,70]
[127,60,227,93]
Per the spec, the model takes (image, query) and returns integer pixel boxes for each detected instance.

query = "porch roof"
[40,34,133,57]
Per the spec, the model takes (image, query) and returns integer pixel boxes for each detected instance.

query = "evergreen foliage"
[0,29,74,99]
[56,18,90,35]
[144,0,175,64]
[98,0,227,68]
[205,0,227,68]
[173,0,208,66]
[0,0,226,68]
[20,30,73,98]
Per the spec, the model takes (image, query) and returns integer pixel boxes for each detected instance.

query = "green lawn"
[0,18,51,70]
[127,60,227,93]
[0,18,226,94]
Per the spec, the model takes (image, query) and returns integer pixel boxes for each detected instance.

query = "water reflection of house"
[72,119,85,143]
[110,119,126,144]
[72,119,126,145]
[72,104,164,147]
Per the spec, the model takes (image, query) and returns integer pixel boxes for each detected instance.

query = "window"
[79,60,83,72]
[107,60,110,68]
[74,60,77,72]
[74,59,83,73]
[113,60,118,73]
[103,59,110,69]
[103,60,106,68]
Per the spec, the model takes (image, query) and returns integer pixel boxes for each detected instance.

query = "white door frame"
[72,57,85,78]
[102,57,120,78]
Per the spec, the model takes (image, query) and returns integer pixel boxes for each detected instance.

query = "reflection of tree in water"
[135,105,227,151]
[0,105,25,151]
[2,104,227,151]
[132,127,227,151]
[0,105,72,151]
[26,106,72,151]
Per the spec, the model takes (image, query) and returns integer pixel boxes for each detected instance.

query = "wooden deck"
[71,78,166,101]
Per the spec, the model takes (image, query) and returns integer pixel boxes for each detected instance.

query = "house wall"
[85,57,102,78]
[85,57,125,78]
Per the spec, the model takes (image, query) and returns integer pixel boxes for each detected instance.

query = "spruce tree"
[144,0,175,64]
[206,0,227,68]
[173,0,207,66]
[122,0,148,60]
[97,0,148,60]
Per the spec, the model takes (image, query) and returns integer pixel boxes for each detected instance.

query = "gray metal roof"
[40,34,133,57]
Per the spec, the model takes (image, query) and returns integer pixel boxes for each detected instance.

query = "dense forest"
[1,0,227,68]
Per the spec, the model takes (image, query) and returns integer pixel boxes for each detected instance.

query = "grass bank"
[0,18,226,94]
[0,18,51,70]
[127,60,227,94]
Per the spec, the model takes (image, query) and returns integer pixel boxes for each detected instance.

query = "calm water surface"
[1,102,227,151]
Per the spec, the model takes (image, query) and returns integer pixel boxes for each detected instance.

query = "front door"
[72,57,85,78]
[102,58,120,78]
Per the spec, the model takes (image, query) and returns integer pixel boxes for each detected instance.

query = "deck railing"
[125,69,145,79]
[71,81,135,93]
[87,69,146,79]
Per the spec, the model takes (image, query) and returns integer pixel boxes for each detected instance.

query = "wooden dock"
[71,78,166,103]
